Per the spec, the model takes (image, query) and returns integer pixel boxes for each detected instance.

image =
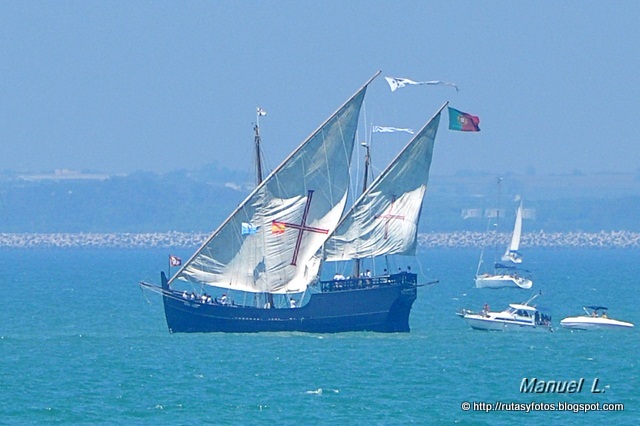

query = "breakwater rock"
[418,231,640,248]
[1,231,639,249]
[0,232,209,249]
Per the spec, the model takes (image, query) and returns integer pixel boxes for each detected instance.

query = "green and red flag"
[448,107,480,132]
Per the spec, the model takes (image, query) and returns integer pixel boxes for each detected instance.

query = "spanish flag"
[271,221,286,234]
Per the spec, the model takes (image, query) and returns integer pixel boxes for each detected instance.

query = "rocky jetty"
[1,231,639,249]
[418,231,640,249]
[0,232,208,249]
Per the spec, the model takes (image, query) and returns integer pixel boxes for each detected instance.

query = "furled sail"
[501,200,524,264]
[324,103,446,262]
[170,74,379,293]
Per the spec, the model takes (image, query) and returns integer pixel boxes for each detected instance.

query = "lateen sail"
[170,76,377,294]
[324,103,446,261]
[501,200,523,264]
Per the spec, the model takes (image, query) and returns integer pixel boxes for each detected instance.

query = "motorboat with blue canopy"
[560,306,634,330]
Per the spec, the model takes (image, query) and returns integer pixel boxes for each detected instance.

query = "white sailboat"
[501,200,523,264]
[475,191,532,289]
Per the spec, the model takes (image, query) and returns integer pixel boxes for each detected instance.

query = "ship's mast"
[354,141,371,278]
[254,108,265,185]
[255,107,275,307]
[361,142,371,194]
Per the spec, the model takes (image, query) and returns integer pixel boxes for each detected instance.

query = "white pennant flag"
[384,76,458,92]
[372,126,414,134]
[256,107,267,116]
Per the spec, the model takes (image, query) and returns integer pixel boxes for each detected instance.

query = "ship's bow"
[382,272,418,332]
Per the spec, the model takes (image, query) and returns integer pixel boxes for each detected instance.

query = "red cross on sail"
[375,196,405,239]
[272,190,329,266]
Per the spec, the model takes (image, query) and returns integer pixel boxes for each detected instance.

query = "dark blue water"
[1,248,638,424]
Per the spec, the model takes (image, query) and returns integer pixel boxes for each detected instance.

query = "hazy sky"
[2,1,639,176]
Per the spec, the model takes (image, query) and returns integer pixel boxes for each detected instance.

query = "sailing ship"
[475,185,532,289]
[139,73,446,333]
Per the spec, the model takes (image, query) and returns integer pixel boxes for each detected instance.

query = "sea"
[1,247,638,425]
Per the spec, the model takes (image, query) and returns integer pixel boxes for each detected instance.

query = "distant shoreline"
[1,231,639,249]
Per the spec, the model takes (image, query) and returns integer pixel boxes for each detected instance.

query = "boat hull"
[160,274,418,333]
[475,274,532,289]
[560,316,634,330]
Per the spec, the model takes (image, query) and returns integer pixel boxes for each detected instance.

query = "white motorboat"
[458,293,552,332]
[560,306,634,330]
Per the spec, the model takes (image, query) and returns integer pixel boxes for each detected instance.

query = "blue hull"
[159,274,418,333]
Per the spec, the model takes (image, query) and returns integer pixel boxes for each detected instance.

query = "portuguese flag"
[448,107,480,132]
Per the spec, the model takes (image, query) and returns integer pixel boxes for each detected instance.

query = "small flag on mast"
[271,221,286,234]
[384,76,458,92]
[448,107,480,132]
[242,222,258,235]
[372,126,414,134]
[169,255,182,267]
[256,107,267,116]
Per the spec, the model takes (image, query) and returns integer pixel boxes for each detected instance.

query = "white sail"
[169,75,377,294]
[324,103,446,261]
[501,200,523,264]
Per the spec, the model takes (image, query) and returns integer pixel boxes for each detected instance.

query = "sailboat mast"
[493,177,503,267]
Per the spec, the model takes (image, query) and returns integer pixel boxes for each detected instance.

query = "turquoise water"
[1,248,638,425]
